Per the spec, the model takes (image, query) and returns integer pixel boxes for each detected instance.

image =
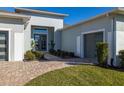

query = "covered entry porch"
[31,26,54,52]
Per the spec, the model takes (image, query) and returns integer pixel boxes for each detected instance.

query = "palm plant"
[31,39,36,51]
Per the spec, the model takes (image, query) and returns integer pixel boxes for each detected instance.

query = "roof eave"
[62,8,124,31]
[15,8,69,17]
[0,12,31,23]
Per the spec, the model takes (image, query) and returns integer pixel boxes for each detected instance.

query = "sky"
[0,7,114,25]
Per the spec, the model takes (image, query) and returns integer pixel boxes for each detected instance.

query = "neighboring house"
[61,7,124,66]
[0,7,124,67]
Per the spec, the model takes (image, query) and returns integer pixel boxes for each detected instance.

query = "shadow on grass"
[94,64,124,72]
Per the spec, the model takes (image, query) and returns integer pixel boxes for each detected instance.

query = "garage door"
[84,32,103,58]
[0,31,8,61]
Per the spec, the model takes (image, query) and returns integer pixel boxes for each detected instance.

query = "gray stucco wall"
[115,14,124,53]
[115,14,124,65]
[0,17,24,61]
[48,27,54,50]
[116,14,124,31]
[61,16,112,55]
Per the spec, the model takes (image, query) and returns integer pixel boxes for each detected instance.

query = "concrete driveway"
[0,61,69,86]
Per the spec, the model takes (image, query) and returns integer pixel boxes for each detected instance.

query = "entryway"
[32,27,48,51]
[0,31,8,61]
[34,34,47,51]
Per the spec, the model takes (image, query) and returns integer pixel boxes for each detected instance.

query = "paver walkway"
[0,61,69,86]
[44,53,62,61]
[44,54,96,65]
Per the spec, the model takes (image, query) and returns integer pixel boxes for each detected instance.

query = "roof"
[64,23,70,28]
[15,8,68,17]
[0,10,30,22]
[62,7,124,31]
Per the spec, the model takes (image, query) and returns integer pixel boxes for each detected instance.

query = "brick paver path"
[0,61,69,86]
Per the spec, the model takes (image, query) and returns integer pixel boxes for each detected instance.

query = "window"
[32,28,48,38]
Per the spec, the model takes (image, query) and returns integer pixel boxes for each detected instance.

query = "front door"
[0,31,8,61]
[34,34,47,51]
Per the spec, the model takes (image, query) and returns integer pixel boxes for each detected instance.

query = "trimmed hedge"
[119,50,124,68]
[32,51,44,59]
[24,50,44,61]
[96,42,108,66]
[49,49,74,58]
[24,50,35,61]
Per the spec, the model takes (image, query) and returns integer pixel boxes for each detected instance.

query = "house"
[61,7,124,66]
[0,7,124,67]
[0,8,68,61]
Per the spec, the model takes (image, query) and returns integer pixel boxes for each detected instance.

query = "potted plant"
[49,40,55,53]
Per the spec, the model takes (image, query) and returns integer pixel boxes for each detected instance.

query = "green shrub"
[54,51,58,56]
[65,51,69,57]
[69,52,74,57]
[24,50,35,61]
[49,49,75,58]
[31,39,36,51]
[60,51,65,58]
[49,49,55,54]
[96,42,108,66]
[32,51,44,59]
[41,53,44,59]
[119,50,124,68]
[49,40,55,50]
[57,49,61,52]
[56,49,61,56]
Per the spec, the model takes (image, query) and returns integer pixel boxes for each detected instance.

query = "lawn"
[25,65,124,86]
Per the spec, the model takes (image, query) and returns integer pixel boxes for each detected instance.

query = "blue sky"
[0,7,114,25]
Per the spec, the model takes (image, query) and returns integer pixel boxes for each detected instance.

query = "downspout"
[111,17,116,67]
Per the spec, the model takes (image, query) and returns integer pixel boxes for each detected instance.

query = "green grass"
[25,65,124,86]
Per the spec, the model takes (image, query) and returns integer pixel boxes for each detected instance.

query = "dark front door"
[34,34,47,51]
[0,31,8,61]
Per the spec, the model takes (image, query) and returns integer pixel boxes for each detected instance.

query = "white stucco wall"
[0,17,24,61]
[18,12,64,52]
[14,33,24,61]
